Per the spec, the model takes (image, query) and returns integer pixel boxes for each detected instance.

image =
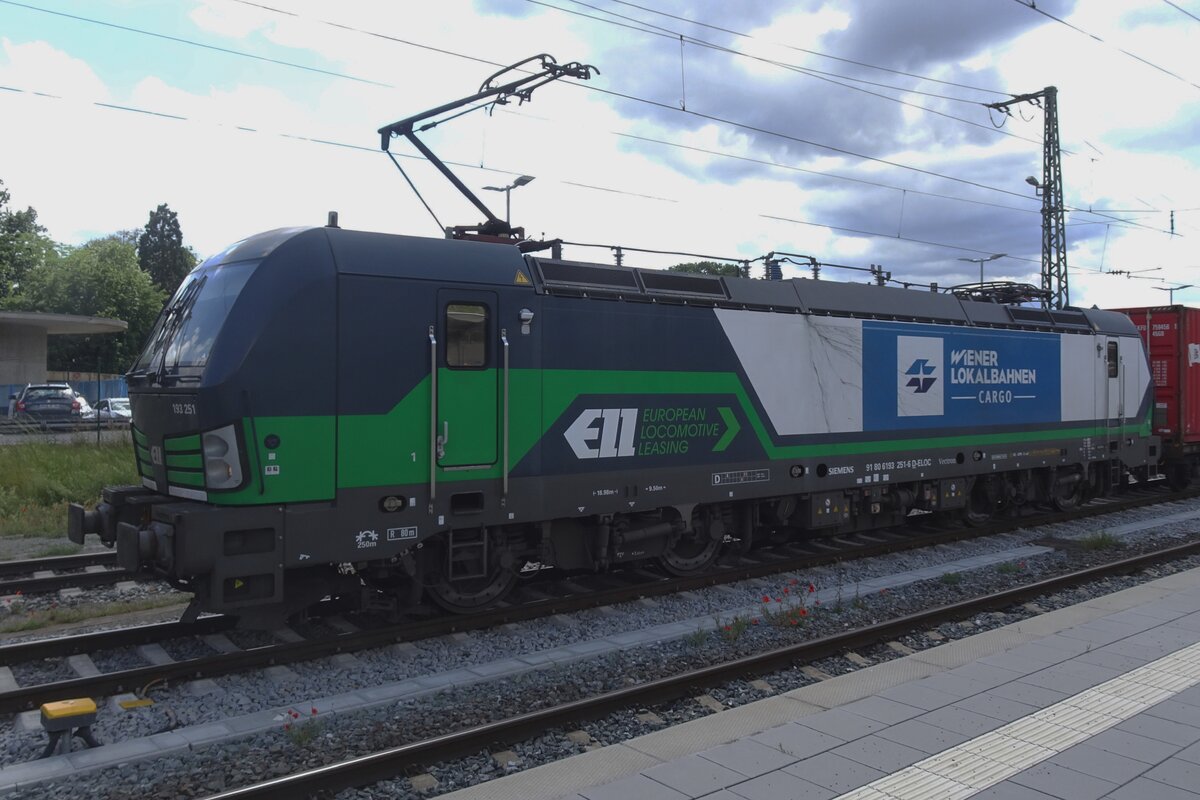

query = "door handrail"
[428,326,437,513]
[501,328,510,502]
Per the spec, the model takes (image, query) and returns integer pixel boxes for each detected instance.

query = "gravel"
[4,495,1200,797]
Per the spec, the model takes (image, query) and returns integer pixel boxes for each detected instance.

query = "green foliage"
[0,594,184,633]
[1080,531,1122,551]
[12,236,165,373]
[138,203,197,298]
[0,179,60,299]
[717,614,752,641]
[0,440,139,538]
[283,708,323,746]
[29,542,83,558]
[939,571,963,585]
[668,260,744,277]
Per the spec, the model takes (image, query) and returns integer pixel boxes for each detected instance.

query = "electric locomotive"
[68,221,1159,625]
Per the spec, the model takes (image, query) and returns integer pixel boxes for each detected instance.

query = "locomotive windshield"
[130,259,258,386]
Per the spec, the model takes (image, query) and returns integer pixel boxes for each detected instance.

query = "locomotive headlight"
[202,426,243,490]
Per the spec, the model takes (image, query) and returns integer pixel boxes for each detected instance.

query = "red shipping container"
[1114,305,1200,454]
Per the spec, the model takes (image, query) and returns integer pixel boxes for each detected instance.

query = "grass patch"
[0,440,138,538]
[1080,531,1122,551]
[28,543,83,559]
[995,561,1022,574]
[939,571,963,585]
[0,594,185,633]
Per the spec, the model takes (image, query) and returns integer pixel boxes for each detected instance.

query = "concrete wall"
[0,323,47,385]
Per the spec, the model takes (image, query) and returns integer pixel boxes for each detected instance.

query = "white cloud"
[0,0,1195,311]
[0,37,110,101]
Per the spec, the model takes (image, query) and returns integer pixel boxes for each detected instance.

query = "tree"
[12,236,165,373]
[668,260,745,278]
[0,179,59,298]
[138,203,196,298]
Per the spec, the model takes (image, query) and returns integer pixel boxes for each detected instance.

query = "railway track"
[203,536,1200,799]
[0,484,1193,717]
[0,551,127,596]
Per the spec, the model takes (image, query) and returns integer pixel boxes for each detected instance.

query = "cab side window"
[446,303,487,368]
[1107,341,1119,378]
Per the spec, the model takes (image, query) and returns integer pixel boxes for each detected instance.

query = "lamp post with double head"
[957,253,1008,284]
[1154,285,1194,304]
[482,175,535,226]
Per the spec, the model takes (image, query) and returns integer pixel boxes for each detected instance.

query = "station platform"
[441,565,1200,800]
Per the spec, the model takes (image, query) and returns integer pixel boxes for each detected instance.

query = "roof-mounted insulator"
[327,211,340,228]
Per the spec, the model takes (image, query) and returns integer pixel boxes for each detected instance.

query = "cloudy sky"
[1,0,1197,307]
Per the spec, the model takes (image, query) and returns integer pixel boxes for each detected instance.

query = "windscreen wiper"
[154,276,207,387]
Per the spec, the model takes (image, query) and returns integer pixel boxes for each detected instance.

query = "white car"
[84,397,131,424]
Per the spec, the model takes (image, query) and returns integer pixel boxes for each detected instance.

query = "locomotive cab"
[69,227,347,624]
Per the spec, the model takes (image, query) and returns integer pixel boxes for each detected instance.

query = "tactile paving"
[830,639,1200,799]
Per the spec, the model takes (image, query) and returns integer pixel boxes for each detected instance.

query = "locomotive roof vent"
[1048,309,1089,328]
[538,259,640,291]
[1007,306,1054,327]
[638,269,727,298]
[326,211,340,228]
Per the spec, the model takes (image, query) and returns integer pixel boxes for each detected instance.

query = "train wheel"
[962,477,1002,526]
[1051,475,1084,512]
[659,531,722,576]
[426,567,517,613]
[423,530,519,613]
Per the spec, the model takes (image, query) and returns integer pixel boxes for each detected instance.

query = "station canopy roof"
[0,311,127,335]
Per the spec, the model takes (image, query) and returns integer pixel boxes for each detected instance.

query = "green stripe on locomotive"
[202,367,1153,507]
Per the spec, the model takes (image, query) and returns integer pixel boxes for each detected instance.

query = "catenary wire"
[1162,0,1200,23]
[8,0,1160,233]
[216,0,1170,234]
[526,0,1058,151]
[1,2,1181,241]
[603,0,1010,96]
[3,83,1182,281]
[0,81,1082,272]
[1011,0,1200,91]
[0,0,393,88]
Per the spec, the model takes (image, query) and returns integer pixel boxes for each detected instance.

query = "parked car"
[13,383,89,425]
[84,397,131,425]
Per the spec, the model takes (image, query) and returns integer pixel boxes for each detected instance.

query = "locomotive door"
[1104,338,1123,421]
[1102,337,1123,480]
[436,290,498,469]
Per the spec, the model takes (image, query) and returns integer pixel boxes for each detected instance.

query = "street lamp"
[957,253,1007,284]
[482,175,535,225]
[1154,284,1193,304]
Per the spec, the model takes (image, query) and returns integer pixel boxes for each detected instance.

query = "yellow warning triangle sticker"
[514,270,531,285]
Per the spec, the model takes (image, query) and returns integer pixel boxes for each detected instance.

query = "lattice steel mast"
[986,86,1068,309]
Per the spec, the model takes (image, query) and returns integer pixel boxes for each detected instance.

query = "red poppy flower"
[799,608,808,616]
[762,595,771,603]
[808,583,816,593]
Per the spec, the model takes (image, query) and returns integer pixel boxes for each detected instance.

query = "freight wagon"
[1115,304,1200,487]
